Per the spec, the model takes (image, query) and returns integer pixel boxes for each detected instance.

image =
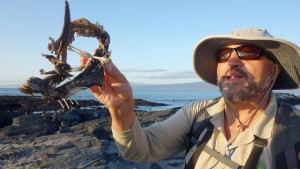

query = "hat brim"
[193,35,300,90]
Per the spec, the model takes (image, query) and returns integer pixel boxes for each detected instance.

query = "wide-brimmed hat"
[193,27,300,90]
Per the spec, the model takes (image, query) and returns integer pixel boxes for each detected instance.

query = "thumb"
[80,56,89,64]
[104,62,128,84]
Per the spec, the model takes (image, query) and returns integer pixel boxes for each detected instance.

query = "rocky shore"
[0,96,185,169]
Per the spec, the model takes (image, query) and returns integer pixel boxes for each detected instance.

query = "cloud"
[132,71,198,79]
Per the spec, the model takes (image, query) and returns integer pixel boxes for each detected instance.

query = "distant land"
[130,82,219,91]
[0,84,22,88]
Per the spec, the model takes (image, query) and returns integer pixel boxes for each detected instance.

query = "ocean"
[0,88,221,111]
[1,88,300,111]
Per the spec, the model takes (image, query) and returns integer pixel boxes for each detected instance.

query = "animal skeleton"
[19,1,111,108]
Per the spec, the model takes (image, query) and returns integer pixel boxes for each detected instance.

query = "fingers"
[80,57,89,64]
[89,62,128,97]
[104,62,129,84]
[80,50,124,83]
[80,50,129,93]
[90,85,101,94]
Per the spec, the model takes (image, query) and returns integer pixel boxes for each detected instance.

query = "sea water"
[1,88,299,111]
[0,88,221,111]
[132,89,221,111]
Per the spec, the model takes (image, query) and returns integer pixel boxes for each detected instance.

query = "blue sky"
[1,0,299,86]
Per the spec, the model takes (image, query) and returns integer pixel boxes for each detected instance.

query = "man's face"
[217,44,278,103]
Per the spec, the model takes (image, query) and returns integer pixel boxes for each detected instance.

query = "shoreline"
[0,95,185,168]
[0,95,171,111]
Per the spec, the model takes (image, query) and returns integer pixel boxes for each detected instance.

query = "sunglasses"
[216,45,272,63]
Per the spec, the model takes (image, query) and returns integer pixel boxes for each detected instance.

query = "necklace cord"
[225,63,279,146]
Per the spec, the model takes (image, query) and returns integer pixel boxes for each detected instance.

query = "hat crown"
[230,27,273,38]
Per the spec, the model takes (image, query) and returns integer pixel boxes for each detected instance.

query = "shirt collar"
[207,98,226,135]
[252,92,277,139]
[207,92,278,145]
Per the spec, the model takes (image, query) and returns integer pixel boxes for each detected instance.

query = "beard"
[218,67,272,104]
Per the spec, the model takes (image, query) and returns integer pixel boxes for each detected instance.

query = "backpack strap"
[185,122,214,169]
[243,136,268,169]
[275,141,300,169]
[273,93,300,169]
[203,145,242,169]
[186,93,300,168]
[185,97,221,155]
[184,98,221,169]
[185,97,268,168]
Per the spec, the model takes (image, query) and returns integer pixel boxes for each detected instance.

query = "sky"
[0,0,299,87]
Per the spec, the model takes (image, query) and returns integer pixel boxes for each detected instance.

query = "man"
[87,28,300,168]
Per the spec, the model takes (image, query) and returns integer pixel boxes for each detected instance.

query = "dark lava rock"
[0,96,184,168]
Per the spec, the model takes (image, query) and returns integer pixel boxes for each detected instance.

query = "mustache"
[220,66,248,80]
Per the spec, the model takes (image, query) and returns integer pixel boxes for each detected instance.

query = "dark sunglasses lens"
[216,48,232,62]
[216,46,262,62]
[236,46,261,59]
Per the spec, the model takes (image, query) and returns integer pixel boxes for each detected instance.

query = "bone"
[58,100,65,109]
[62,99,70,109]
[68,45,111,64]
[69,100,74,105]
[68,45,94,58]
